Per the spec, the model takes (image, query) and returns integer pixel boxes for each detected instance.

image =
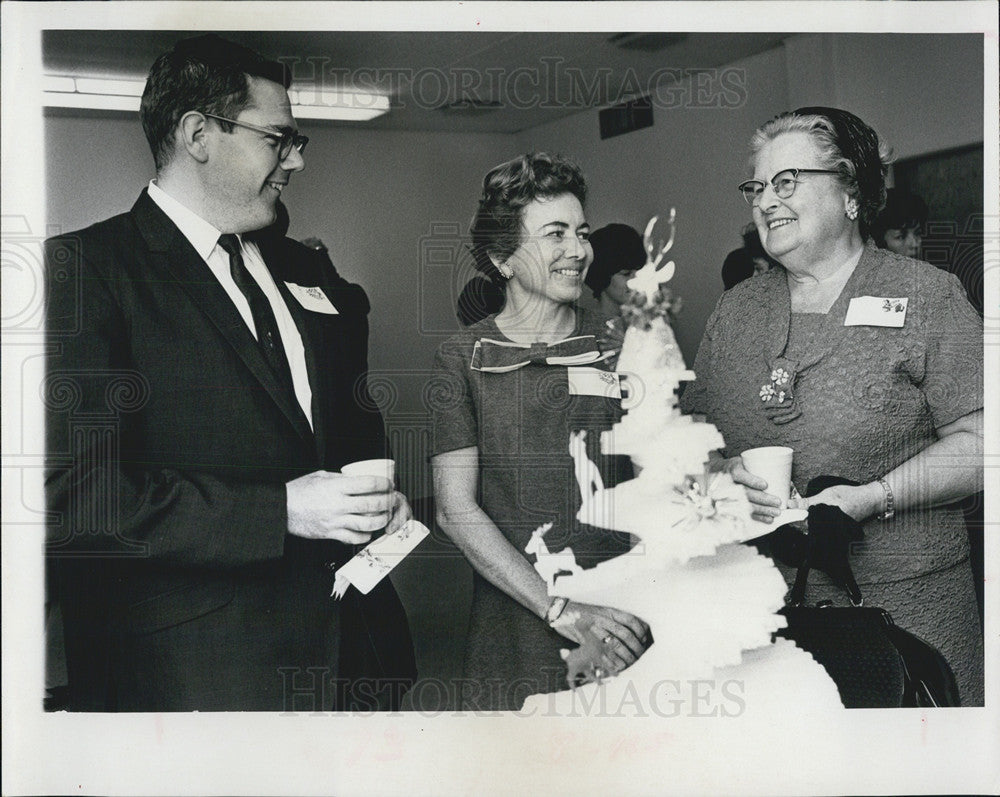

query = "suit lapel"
[259,241,344,461]
[273,270,333,462]
[131,191,314,446]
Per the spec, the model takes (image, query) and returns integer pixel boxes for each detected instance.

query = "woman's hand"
[709,455,783,523]
[550,601,650,673]
[788,482,882,522]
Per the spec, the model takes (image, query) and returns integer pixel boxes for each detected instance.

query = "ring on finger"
[602,635,614,646]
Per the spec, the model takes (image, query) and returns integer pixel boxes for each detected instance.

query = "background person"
[45,34,414,711]
[456,272,506,326]
[721,222,782,290]
[680,107,984,704]
[872,187,928,258]
[431,153,649,710]
[584,222,647,317]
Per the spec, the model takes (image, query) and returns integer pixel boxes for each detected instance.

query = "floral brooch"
[760,367,792,404]
[759,358,800,424]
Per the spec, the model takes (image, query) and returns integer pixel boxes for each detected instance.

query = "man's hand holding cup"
[286,459,410,543]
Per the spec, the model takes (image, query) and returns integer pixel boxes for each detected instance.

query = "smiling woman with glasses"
[203,112,309,160]
[681,106,984,706]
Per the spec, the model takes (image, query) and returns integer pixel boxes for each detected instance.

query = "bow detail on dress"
[470,335,611,373]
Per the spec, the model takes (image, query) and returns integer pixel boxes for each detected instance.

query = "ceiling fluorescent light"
[74,78,146,97]
[43,75,143,111]
[44,92,141,112]
[43,76,76,93]
[42,74,390,121]
[291,87,389,121]
[293,105,388,122]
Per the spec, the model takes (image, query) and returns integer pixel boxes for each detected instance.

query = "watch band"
[545,596,569,625]
[876,477,895,521]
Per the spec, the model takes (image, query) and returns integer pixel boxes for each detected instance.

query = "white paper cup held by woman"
[741,446,793,506]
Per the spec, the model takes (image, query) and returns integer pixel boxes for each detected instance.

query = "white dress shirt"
[147,181,314,428]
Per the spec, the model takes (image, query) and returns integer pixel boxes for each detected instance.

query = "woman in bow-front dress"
[431,153,650,711]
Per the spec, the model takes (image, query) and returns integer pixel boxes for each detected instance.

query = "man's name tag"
[567,367,623,399]
[284,282,339,314]
[844,296,908,327]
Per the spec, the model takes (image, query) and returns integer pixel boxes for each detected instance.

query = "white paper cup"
[341,458,395,486]
[741,446,793,506]
[341,459,395,521]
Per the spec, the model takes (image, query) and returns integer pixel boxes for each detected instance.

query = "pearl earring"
[846,203,859,221]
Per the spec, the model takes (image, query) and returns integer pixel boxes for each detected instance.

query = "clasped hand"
[551,601,651,681]
[286,471,412,544]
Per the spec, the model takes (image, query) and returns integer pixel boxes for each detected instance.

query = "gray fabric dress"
[681,243,984,705]
[431,309,632,710]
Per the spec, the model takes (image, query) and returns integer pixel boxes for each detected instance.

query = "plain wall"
[785,33,985,160]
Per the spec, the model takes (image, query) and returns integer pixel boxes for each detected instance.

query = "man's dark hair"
[140,34,290,171]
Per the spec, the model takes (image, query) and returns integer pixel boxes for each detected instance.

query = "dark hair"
[469,153,588,278]
[584,223,646,298]
[750,106,891,239]
[140,34,290,171]
[456,275,506,326]
[722,224,780,290]
[872,188,928,247]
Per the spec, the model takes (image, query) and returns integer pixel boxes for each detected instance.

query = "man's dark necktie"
[217,234,295,393]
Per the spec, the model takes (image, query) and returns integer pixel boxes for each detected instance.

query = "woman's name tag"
[567,367,623,399]
[284,282,339,314]
[844,296,908,327]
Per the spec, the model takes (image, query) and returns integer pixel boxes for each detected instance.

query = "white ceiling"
[42,30,790,133]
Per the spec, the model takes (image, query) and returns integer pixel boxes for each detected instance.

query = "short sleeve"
[917,272,983,429]
[429,336,479,456]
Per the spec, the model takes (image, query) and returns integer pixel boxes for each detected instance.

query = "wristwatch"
[545,596,569,625]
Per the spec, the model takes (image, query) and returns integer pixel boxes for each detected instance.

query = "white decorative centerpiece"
[523,212,842,714]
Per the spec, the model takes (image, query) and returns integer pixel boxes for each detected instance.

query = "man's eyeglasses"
[203,113,309,161]
[738,168,841,206]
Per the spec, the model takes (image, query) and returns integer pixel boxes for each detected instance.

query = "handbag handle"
[785,484,866,608]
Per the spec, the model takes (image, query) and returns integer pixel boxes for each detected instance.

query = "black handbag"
[760,478,960,708]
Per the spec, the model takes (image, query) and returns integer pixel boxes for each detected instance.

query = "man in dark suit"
[44,34,415,711]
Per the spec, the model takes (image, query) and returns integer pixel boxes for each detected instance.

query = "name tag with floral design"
[332,520,430,597]
[567,367,623,399]
[284,282,339,314]
[844,296,907,327]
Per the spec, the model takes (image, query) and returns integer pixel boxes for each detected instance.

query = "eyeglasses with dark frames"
[203,113,309,160]
[737,168,841,206]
